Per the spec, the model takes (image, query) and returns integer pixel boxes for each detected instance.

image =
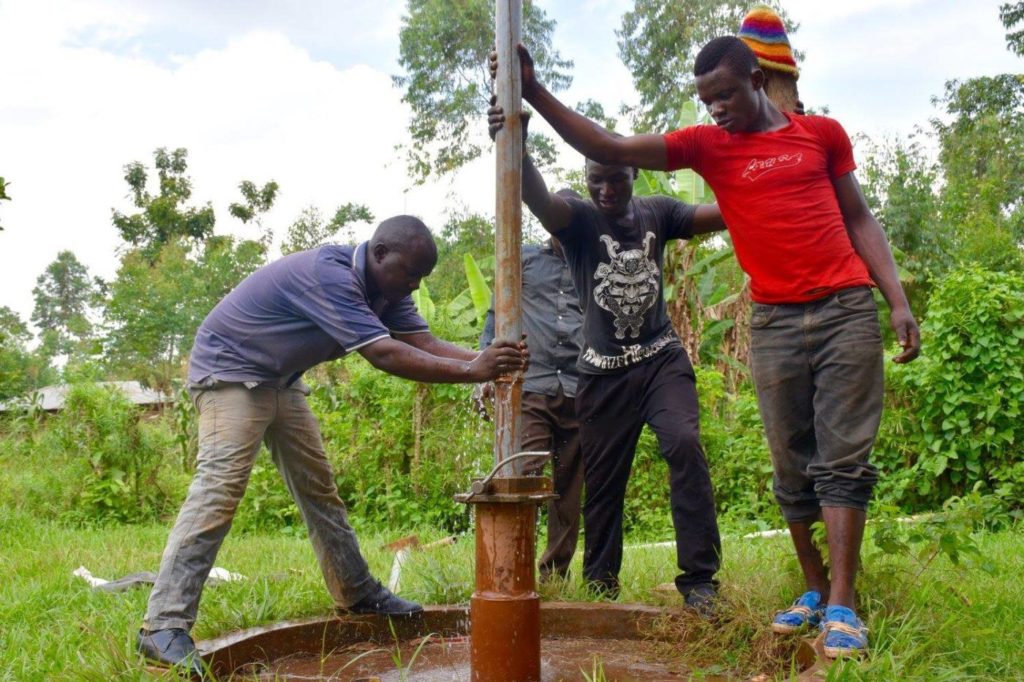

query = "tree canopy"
[111,148,216,262]
[617,0,799,132]
[393,0,572,183]
[281,203,374,255]
[1002,1,1024,56]
[31,251,100,358]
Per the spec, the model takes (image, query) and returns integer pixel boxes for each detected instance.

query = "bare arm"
[833,172,920,363]
[400,331,478,361]
[358,336,528,383]
[507,45,670,170]
[488,100,573,234]
[692,203,726,235]
[523,154,574,234]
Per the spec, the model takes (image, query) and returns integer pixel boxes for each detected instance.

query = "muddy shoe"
[683,583,720,619]
[771,590,824,634]
[822,605,869,658]
[137,627,204,677]
[341,582,423,616]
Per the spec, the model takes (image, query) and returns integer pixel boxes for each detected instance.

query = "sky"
[1,0,1021,328]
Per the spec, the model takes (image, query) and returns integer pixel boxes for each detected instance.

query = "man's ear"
[750,68,765,92]
[371,242,389,263]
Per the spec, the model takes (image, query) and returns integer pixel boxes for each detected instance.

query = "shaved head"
[366,215,438,302]
[370,215,437,263]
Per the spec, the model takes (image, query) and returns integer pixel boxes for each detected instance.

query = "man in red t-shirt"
[496,36,920,657]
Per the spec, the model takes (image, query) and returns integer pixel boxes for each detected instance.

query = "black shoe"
[683,583,721,619]
[341,582,423,616]
[586,578,620,600]
[137,627,204,677]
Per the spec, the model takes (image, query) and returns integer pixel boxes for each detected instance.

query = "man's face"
[371,242,435,303]
[585,160,635,217]
[695,63,763,134]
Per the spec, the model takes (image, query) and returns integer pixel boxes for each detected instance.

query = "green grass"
[1,504,1022,680]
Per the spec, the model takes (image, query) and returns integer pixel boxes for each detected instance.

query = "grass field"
[1,506,1022,681]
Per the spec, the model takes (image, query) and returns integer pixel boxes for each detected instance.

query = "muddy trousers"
[144,383,375,632]
[519,387,585,579]
[577,347,721,596]
[750,286,883,522]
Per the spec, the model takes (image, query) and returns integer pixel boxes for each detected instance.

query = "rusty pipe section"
[493,0,524,476]
[462,2,547,680]
[471,500,539,681]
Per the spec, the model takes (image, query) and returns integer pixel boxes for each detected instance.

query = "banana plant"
[632,99,751,378]
[412,253,493,344]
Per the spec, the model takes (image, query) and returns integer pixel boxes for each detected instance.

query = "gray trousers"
[749,286,884,522]
[519,387,584,579]
[144,383,375,632]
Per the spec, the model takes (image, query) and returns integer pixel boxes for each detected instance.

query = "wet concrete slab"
[199,602,824,681]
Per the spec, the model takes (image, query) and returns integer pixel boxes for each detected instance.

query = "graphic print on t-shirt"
[593,232,660,340]
[741,152,804,182]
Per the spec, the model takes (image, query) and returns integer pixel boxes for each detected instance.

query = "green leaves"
[886,266,1024,506]
[31,251,98,359]
[1000,1,1024,56]
[0,176,10,232]
[393,0,572,183]
[111,148,216,263]
[617,0,799,132]
[463,252,491,326]
[281,202,374,255]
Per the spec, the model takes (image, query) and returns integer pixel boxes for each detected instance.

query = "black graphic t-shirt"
[553,196,696,374]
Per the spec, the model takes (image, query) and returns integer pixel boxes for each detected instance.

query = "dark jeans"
[750,286,884,522]
[576,346,721,596]
[520,387,585,579]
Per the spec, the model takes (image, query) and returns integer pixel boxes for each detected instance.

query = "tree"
[104,147,274,387]
[617,0,799,132]
[1002,1,1024,56]
[932,74,1024,271]
[111,148,215,262]
[428,210,495,302]
[393,0,572,183]
[103,236,266,389]
[281,202,374,255]
[228,179,280,245]
[31,251,100,358]
[0,306,53,401]
[0,177,10,232]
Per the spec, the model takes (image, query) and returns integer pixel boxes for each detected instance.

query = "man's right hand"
[469,339,529,382]
[487,96,530,143]
[489,43,539,100]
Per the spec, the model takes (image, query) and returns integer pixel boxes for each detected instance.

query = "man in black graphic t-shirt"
[490,108,726,611]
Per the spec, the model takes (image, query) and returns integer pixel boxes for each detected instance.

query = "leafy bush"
[880,266,1024,507]
[311,357,491,534]
[52,383,183,524]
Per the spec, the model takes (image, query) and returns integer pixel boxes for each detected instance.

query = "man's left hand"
[890,306,920,363]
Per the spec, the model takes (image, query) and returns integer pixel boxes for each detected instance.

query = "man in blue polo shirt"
[137,215,528,675]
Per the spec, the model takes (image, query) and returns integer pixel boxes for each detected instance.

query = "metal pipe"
[493,0,524,476]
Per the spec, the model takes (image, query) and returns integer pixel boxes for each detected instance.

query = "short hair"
[371,215,437,261]
[694,36,759,78]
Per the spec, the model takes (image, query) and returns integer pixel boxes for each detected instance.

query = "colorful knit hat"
[737,5,799,78]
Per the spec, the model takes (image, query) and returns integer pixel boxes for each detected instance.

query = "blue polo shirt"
[188,242,429,386]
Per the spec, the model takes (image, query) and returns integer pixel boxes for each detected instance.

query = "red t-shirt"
[663,114,873,304]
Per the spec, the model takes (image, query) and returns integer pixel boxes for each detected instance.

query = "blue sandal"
[822,605,869,658]
[771,590,823,634]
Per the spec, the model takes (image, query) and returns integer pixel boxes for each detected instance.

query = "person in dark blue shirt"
[477,224,585,582]
[138,215,528,675]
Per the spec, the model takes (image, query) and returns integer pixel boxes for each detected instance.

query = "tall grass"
[1,503,1020,680]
